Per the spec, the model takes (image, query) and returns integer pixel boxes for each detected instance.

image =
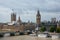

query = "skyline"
[0,0,60,23]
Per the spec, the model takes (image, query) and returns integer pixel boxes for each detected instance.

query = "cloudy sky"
[0,0,60,23]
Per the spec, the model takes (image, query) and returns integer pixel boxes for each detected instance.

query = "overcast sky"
[0,0,60,23]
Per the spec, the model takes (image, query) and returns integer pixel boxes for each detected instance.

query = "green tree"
[50,26,56,32]
[56,28,60,33]
[40,26,46,32]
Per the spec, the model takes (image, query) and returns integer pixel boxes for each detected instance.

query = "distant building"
[57,20,60,28]
[17,16,22,24]
[11,13,16,22]
[51,18,56,23]
[59,20,60,24]
[36,10,41,27]
[0,11,36,32]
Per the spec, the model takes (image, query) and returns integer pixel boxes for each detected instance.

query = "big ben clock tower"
[36,10,41,27]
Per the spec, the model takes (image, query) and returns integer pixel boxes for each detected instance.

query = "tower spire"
[17,16,21,23]
[37,10,40,16]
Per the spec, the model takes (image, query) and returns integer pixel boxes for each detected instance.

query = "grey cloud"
[0,0,60,13]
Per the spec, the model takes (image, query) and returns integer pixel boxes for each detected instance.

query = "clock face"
[36,16,41,19]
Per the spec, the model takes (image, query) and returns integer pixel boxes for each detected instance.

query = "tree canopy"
[40,26,46,32]
[56,28,60,33]
[50,26,56,32]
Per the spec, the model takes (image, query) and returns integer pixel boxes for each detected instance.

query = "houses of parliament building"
[0,10,41,32]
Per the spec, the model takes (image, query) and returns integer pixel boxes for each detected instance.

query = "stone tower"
[17,16,21,24]
[11,13,16,22]
[36,10,41,27]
